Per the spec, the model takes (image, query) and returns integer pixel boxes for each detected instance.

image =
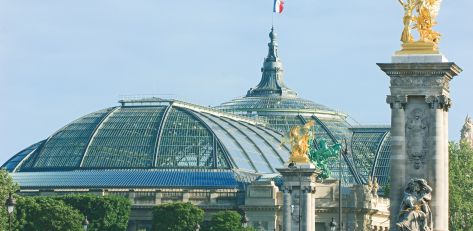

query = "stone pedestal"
[378,54,462,231]
[277,163,320,231]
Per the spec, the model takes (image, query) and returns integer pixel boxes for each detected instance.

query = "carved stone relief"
[390,76,449,91]
[406,108,429,169]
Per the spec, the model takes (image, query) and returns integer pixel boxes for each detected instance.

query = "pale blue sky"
[0,0,472,164]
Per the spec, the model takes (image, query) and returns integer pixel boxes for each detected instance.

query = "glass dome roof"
[3,98,290,174]
[3,27,393,188]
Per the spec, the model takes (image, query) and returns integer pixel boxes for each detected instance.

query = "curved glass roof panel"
[217,96,336,113]
[1,141,45,172]
[156,107,230,169]
[350,127,390,183]
[372,132,391,186]
[204,114,273,173]
[233,122,285,166]
[23,109,113,170]
[81,107,166,168]
[263,115,305,134]
[192,112,257,172]
[206,114,277,173]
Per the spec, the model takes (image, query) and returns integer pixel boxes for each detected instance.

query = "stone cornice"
[377,62,462,80]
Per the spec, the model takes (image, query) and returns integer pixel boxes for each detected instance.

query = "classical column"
[386,95,407,229]
[302,187,313,231]
[282,187,292,231]
[378,61,462,231]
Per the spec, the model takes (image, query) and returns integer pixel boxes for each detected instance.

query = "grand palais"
[2,28,393,231]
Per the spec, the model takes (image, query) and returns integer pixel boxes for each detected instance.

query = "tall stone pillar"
[378,54,462,231]
[277,163,319,231]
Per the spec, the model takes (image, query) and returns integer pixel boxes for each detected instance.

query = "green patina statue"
[308,139,341,180]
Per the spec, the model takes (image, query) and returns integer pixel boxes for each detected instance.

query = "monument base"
[392,53,448,63]
[277,163,319,231]
[395,41,438,54]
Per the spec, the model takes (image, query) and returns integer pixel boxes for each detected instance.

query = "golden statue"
[282,121,315,163]
[397,0,442,54]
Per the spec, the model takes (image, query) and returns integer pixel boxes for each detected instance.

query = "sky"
[0,0,472,165]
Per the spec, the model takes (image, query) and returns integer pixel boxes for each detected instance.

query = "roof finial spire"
[245,27,297,98]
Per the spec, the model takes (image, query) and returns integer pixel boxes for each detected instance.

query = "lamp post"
[338,140,348,231]
[82,216,89,231]
[288,161,302,231]
[5,192,16,231]
[329,217,337,231]
[241,211,249,228]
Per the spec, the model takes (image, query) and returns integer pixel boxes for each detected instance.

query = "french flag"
[273,0,284,13]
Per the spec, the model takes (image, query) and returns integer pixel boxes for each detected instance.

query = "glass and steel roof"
[3,98,290,174]
[214,27,364,185]
[350,126,391,185]
[10,170,248,189]
[2,27,393,189]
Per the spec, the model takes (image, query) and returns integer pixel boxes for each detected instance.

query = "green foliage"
[152,202,204,231]
[14,196,84,231]
[0,169,19,230]
[449,141,473,230]
[207,211,255,231]
[57,194,131,231]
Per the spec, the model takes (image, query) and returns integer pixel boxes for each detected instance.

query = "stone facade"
[243,178,390,231]
[378,54,462,231]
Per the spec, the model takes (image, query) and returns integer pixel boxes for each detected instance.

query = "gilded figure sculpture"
[282,121,315,163]
[397,0,442,53]
[282,121,341,178]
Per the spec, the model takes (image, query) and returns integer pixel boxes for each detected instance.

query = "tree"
[207,211,255,231]
[152,202,204,231]
[14,196,84,231]
[449,141,473,230]
[0,169,19,230]
[58,194,131,231]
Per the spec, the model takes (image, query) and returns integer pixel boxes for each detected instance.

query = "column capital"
[386,95,408,109]
[425,95,452,111]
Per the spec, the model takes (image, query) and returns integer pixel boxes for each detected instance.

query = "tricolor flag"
[273,0,284,13]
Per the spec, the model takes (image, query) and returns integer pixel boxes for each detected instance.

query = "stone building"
[2,28,391,231]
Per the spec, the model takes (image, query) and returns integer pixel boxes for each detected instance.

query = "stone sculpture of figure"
[461,115,473,146]
[372,177,379,198]
[367,176,374,191]
[406,109,428,169]
[396,178,433,231]
[282,121,315,163]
